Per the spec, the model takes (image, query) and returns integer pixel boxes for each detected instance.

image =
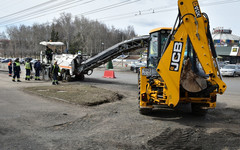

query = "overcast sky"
[0,0,240,36]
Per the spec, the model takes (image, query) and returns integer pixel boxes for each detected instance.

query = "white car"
[130,62,147,73]
[30,59,37,64]
[220,64,240,77]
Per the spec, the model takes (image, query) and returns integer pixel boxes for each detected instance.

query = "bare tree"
[4,13,136,58]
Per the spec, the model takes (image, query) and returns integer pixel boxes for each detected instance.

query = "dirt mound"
[24,84,122,106]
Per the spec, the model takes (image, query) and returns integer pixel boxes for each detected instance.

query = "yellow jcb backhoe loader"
[138,0,227,115]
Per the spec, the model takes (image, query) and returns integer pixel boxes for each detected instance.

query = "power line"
[78,0,141,16]
[0,0,82,24]
[0,0,140,26]
[101,8,176,21]
[0,0,58,20]
[0,0,131,24]
[0,0,95,27]
[98,6,174,20]
[57,0,95,12]
[1,0,240,27]
[99,0,240,22]
[0,0,90,25]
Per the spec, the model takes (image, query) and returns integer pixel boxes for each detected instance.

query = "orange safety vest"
[8,62,12,66]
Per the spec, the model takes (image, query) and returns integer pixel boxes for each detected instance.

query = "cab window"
[148,32,159,68]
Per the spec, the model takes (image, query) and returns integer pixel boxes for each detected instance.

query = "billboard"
[230,47,239,56]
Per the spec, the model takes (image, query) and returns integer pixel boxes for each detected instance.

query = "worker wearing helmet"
[51,61,60,85]
[8,59,12,77]
[25,59,32,81]
[12,58,21,82]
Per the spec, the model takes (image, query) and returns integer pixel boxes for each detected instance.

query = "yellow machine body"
[139,0,227,115]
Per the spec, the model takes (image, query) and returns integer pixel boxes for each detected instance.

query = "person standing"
[25,59,32,81]
[45,46,53,64]
[12,58,21,82]
[51,61,60,85]
[34,60,41,80]
[8,59,12,77]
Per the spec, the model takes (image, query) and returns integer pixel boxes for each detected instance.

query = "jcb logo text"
[193,1,201,18]
[169,42,183,72]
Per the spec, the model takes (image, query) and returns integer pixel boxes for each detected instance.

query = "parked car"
[25,57,32,62]
[30,59,37,64]
[1,58,11,63]
[21,57,33,64]
[130,62,147,73]
[19,58,25,64]
[220,64,240,77]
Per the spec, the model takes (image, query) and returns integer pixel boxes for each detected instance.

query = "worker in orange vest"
[8,59,12,77]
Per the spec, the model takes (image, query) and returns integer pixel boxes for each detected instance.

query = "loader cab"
[147,28,172,69]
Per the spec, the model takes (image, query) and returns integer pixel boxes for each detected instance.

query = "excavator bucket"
[180,59,207,93]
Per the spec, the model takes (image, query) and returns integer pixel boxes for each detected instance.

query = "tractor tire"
[191,103,208,116]
[139,108,153,115]
[61,70,71,82]
[233,72,237,77]
[66,75,71,82]
[134,68,137,73]
[75,74,85,81]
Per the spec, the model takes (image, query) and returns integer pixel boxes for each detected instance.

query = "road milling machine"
[39,37,150,81]
[138,0,227,115]
[40,41,87,81]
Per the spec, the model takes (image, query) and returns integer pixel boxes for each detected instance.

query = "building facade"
[213,27,240,64]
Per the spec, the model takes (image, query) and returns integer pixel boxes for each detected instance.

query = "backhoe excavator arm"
[156,0,227,107]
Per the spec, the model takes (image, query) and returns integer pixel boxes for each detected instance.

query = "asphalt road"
[0,69,240,150]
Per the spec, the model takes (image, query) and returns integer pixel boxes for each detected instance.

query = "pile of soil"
[24,84,122,106]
